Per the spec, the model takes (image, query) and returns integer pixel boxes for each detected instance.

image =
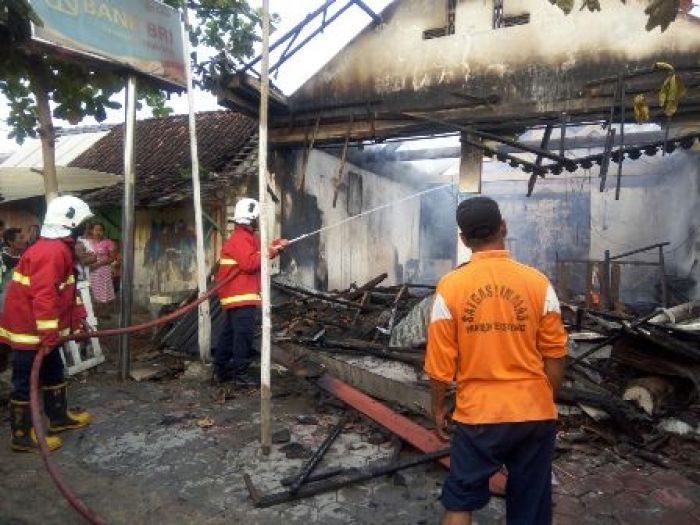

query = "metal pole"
[259,0,272,455]
[182,9,211,363]
[118,75,137,381]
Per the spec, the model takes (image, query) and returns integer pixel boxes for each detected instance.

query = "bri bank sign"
[28,0,186,87]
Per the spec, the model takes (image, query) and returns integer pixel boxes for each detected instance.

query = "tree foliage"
[551,0,683,32]
[0,0,263,144]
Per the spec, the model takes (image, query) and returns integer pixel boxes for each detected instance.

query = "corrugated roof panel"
[1,132,109,170]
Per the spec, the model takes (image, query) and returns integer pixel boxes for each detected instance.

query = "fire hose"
[29,270,239,525]
[26,184,460,523]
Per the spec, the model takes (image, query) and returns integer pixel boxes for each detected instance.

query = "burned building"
[218,0,700,306]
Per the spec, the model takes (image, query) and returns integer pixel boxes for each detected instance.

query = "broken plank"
[317,373,449,467]
[315,372,507,496]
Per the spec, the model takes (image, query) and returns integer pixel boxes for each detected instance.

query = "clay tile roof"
[72,110,257,207]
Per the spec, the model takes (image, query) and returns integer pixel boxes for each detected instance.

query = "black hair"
[3,228,21,245]
[462,229,502,249]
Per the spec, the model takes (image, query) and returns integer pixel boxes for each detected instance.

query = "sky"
[1,0,699,154]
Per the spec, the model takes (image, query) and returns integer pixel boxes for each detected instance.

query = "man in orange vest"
[3,196,94,452]
[425,197,567,525]
[214,198,287,386]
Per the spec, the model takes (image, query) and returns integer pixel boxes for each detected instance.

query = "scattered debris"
[129,365,168,382]
[196,417,215,429]
[244,448,450,508]
[296,415,319,425]
[271,428,291,444]
[280,442,313,460]
[181,361,210,381]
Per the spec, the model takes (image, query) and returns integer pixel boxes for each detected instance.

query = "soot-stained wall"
[273,149,422,291]
[483,176,591,282]
[590,150,700,304]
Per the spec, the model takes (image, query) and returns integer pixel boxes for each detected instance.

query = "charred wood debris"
[268,271,700,482]
[159,269,700,501]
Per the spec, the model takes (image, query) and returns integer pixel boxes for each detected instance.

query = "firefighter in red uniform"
[3,195,93,452]
[214,198,287,386]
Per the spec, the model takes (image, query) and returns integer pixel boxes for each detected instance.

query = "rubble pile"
[558,301,700,482]
[271,274,432,367]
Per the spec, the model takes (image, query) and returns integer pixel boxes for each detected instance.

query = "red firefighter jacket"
[216,225,262,309]
[0,237,77,350]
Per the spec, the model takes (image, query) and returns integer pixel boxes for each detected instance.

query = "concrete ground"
[0,359,698,524]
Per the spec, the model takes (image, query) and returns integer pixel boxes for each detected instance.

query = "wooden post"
[456,132,482,264]
[603,250,612,310]
[182,9,211,363]
[658,245,667,307]
[610,262,621,311]
[585,261,594,308]
[259,0,272,455]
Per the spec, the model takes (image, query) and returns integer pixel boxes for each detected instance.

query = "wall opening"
[423,0,457,39]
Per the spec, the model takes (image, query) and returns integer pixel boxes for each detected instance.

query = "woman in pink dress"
[86,223,116,316]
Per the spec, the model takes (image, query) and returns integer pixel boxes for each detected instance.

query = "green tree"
[0,0,263,201]
[552,0,684,32]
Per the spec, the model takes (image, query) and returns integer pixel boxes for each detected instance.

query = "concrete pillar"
[456,132,483,264]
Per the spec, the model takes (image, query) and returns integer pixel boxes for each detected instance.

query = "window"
[423,0,457,40]
[494,1,530,29]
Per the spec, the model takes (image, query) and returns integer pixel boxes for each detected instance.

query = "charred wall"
[290,0,700,120]
[590,150,700,305]
[273,148,422,291]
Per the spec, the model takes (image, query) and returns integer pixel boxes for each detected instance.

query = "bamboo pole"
[259,0,272,455]
[182,9,211,362]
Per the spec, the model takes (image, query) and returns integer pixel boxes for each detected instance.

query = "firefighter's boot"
[9,399,62,452]
[43,383,92,432]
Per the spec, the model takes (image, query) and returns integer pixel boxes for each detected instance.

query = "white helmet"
[230,198,260,225]
[43,195,94,233]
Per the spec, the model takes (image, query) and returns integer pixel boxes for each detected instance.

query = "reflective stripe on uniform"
[12,272,30,286]
[0,327,40,345]
[36,319,59,330]
[220,293,261,306]
[220,258,238,266]
[58,275,76,290]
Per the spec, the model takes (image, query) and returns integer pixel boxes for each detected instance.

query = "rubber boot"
[43,383,91,432]
[9,400,62,452]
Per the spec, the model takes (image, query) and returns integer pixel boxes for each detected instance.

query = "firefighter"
[3,195,94,452]
[214,198,287,386]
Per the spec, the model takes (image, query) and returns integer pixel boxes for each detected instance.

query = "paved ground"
[0,360,698,524]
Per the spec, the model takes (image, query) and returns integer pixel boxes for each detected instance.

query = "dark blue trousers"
[11,348,64,401]
[442,420,556,525]
[214,306,258,376]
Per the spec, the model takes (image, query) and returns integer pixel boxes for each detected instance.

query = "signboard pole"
[182,9,211,363]
[118,74,137,382]
[259,0,272,455]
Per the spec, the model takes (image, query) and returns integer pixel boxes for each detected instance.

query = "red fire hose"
[29,271,238,525]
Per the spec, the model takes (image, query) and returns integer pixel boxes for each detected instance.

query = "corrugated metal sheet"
[0,132,120,202]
